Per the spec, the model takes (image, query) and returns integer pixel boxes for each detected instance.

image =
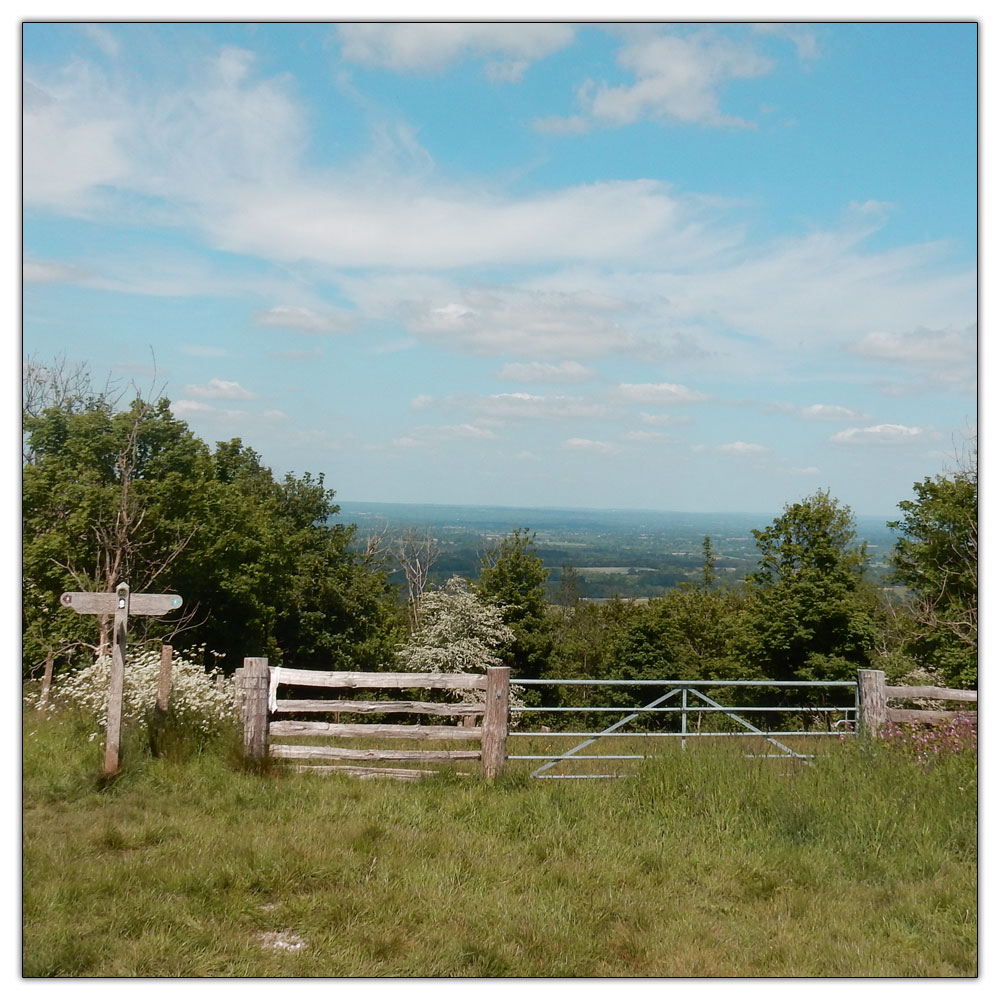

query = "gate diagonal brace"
[530,688,682,779]
[685,687,813,764]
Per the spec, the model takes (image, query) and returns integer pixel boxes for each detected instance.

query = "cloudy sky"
[22,20,977,517]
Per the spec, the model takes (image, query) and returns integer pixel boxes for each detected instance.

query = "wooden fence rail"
[857,669,977,734]
[234,658,510,781]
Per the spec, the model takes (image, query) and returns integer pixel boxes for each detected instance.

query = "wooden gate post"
[241,657,270,762]
[857,669,888,736]
[481,666,510,780]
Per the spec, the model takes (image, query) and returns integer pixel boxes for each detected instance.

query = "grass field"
[22,710,977,977]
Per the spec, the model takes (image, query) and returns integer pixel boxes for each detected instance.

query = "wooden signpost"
[60,583,183,775]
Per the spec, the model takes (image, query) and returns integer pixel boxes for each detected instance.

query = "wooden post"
[156,645,173,714]
[858,669,888,736]
[241,657,270,762]
[38,651,55,712]
[480,666,510,780]
[104,583,130,774]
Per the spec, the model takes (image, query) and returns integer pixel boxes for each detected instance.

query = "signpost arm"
[104,583,130,775]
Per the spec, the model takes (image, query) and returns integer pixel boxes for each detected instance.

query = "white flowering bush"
[27,646,237,744]
[396,577,525,713]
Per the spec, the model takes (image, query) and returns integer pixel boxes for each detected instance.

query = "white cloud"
[639,412,692,426]
[183,378,256,400]
[564,438,619,454]
[497,361,595,384]
[621,430,675,442]
[752,23,821,61]
[392,423,499,449]
[550,30,774,132]
[615,382,709,404]
[172,399,215,415]
[23,258,89,284]
[402,285,648,358]
[336,23,574,79]
[717,441,769,455]
[417,391,611,423]
[255,305,357,335]
[849,325,975,365]
[799,403,870,422]
[829,424,931,446]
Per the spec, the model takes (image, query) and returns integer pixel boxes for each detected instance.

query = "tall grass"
[22,710,976,977]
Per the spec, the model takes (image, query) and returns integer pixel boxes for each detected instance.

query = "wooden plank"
[887,708,978,724]
[269,744,482,762]
[60,592,117,615]
[885,685,977,703]
[269,721,482,740]
[59,591,182,616]
[270,668,487,691]
[129,593,183,616]
[286,765,439,781]
[273,699,483,716]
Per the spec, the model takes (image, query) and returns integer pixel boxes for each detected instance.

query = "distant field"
[335,501,900,600]
[23,711,976,977]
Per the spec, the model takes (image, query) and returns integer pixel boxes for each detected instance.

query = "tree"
[888,460,977,687]
[23,393,213,664]
[396,576,514,675]
[734,490,879,681]
[397,529,439,633]
[477,528,553,677]
[22,379,403,675]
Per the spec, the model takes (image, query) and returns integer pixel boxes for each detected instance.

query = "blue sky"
[22,19,977,517]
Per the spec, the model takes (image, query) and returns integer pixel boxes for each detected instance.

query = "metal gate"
[507,679,858,779]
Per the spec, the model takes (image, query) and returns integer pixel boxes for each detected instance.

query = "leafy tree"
[22,381,403,676]
[477,528,553,677]
[888,461,977,687]
[396,576,514,674]
[734,490,879,681]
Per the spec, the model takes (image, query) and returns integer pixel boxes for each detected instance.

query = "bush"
[25,646,237,748]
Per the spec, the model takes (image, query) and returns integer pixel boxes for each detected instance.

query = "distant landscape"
[336,501,901,601]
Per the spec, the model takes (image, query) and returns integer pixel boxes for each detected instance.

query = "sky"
[21,18,978,518]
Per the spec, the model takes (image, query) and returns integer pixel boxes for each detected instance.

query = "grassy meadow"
[22,709,977,978]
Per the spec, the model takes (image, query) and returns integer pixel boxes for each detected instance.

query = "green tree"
[22,385,403,676]
[888,461,977,688]
[734,490,879,681]
[477,528,553,677]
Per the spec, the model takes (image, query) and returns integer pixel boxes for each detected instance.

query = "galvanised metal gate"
[507,679,858,779]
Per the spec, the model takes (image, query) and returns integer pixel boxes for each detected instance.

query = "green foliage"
[477,528,553,677]
[888,464,977,687]
[735,491,879,681]
[22,384,403,676]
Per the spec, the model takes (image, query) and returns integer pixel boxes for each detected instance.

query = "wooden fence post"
[38,651,55,712]
[857,669,888,736]
[156,645,173,714]
[481,666,510,780]
[241,657,270,762]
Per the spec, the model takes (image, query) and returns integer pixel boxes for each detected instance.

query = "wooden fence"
[857,669,977,733]
[233,658,510,781]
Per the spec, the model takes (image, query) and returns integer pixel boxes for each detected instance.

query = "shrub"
[25,646,237,746]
